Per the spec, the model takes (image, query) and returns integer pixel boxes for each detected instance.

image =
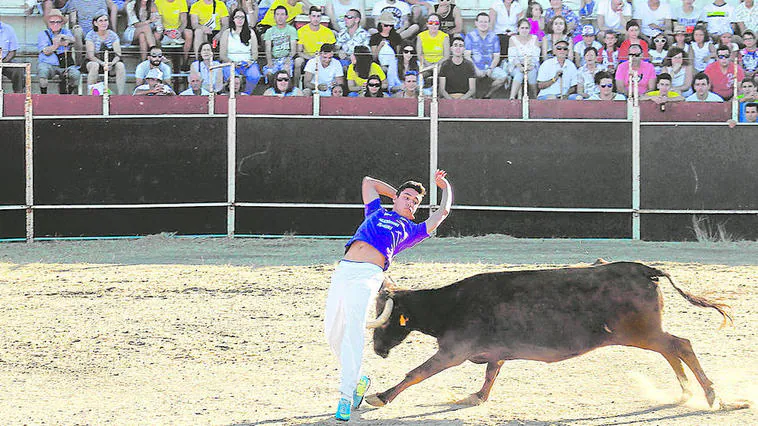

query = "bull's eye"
[399,314,408,326]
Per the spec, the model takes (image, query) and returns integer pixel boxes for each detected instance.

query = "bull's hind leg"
[457,360,505,406]
[660,352,693,402]
[365,349,467,407]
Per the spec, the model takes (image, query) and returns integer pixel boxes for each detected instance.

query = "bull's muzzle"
[366,298,394,329]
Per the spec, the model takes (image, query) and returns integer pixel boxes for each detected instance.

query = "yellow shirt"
[260,0,304,27]
[645,90,681,98]
[297,25,336,56]
[419,30,448,64]
[347,62,386,87]
[155,0,188,30]
[189,0,229,31]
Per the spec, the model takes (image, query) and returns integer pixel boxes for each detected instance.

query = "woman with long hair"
[690,25,715,73]
[526,1,545,41]
[363,74,385,97]
[263,69,304,96]
[123,0,162,61]
[220,8,261,94]
[347,45,386,94]
[541,15,572,61]
[388,40,420,93]
[663,47,694,97]
[85,14,126,94]
[506,18,540,99]
[190,41,224,93]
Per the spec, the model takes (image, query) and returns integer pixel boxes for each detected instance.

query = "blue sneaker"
[353,376,371,409]
[335,397,351,421]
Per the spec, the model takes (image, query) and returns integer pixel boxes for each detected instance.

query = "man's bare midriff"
[343,241,386,269]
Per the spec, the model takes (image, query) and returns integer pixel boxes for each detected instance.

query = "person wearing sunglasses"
[363,74,385,97]
[537,38,577,99]
[37,9,80,94]
[134,45,172,86]
[649,31,669,74]
[704,44,745,100]
[371,0,419,40]
[326,0,366,32]
[335,9,370,67]
[587,71,626,100]
[263,69,304,96]
[614,43,656,96]
[417,13,450,69]
[387,40,420,93]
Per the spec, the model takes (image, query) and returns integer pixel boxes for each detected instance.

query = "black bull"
[365,261,732,408]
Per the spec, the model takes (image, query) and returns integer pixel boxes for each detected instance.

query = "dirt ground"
[0,235,756,425]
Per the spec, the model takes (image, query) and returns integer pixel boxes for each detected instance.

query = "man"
[372,0,419,40]
[155,0,194,71]
[439,36,476,99]
[743,102,758,122]
[588,71,626,100]
[537,39,578,99]
[325,169,452,422]
[737,77,757,101]
[37,9,81,94]
[259,0,311,28]
[335,9,369,68]
[740,30,757,78]
[262,6,298,82]
[135,45,173,86]
[190,0,229,60]
[615,43,656,96]
[574,25,603,67]
[686,72,725,101]
[596,0,632,35]
[704,44,745,100]
[618,20,649,62]
[464,12,505,98]
[0,17,24,93]
[633,0,672,40]
[303,43,344,96]
[133,67,176,95]
[736,0,758,36]
[179,72,211,95]
[641,73,685,105]
[296,6,336,85]
[60,0,117,59]
[702,0,736,40]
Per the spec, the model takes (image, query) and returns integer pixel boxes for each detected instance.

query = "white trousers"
[324,260,384,400]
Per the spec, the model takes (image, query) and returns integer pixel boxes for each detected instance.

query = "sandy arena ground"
[0,235,756,425]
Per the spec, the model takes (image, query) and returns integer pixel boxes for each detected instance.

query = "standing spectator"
[347,45,386,94]
[618,20,649,62]
[465,13,505,98]
[673,0,701,35]
[135,45,172,86]
[640,72,684,104]
[220,8,261,94]
[663,47,694,97]
[263,69,304,95]
[598,30,619,77]
[685,72,724,101]
[259,0,310,29]
[179,71,211,95]
[262,6,298,83]
[190,0,230,59]
[741,31,758,78]
[191,41,224,92]
[335,9,369,67]
[303,43,344,96]
[296,6,337,84]
[615,43,656,95]
[438,35,476,99]
[369,12,403,71]
[363,74,385,97]
[537,39,577,99]
[388,40,420,93]
[371,0,419,40]
[526,1,545,41]
[573,24,602,67]
[326,0,366,32]
[587,70,626,100]
[133,67,176,95]
[123,0,163,61]
[736,0,758,36]
[61,0,118,62]
[595,0,631,36]
[155,0,194,71]
[701,0,736,40]
[393,70,419,97]
[544,0,580,39]
[633,0,672,41]
[37,9,80,94]
[575,46,606,100]
[704,44,745,100]
[417,13,450,69]
[690,25,715,72]
[489,0,524,59]
[542,15,573,61]
[649,31,668,74]
[84,14,126,95]
[506,18,540,99]
[434,0,462,36]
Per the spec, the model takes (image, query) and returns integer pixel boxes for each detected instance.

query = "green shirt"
[264,25,298,59]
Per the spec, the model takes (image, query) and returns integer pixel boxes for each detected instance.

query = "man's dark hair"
[348,8,361,19]
[745,102,758,111]
[451,35,465,44]
[744,30,755,39]
[594,70,613,86]
[320,43,334,53]
[657,73,672,84]
[476,12,489,21]
[626,19,639,31]
[309,5,321,14]
[693,72,710,84]
[396,181,426,199]
[274,5,288,15]
[716,44,730,54]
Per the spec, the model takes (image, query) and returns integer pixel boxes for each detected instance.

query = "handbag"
[45,30,75,68]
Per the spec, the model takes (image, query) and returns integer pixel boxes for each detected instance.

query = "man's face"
[475,16,489,32]
[599,78,613,95]
[189,74,202,91]
[746,106,758,122]
[744,33,756,49]
[344,12,358,29]
[555,42,569,59]
[693,78,709,95]
[657,79,671,94]
[309,10,321,26]
[451,40,465,57]
[147,77,161,89]
[320,50,333,65]
[274,9,288,25]
[629,46,642,64]
[393,188,422,220]
[149,49,163,66]
[627,26,640,38]
[717,49,731,65]
[741,81,756,96]
[583,34,595,45]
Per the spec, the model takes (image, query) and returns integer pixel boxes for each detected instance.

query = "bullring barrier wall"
[0,96,756,241]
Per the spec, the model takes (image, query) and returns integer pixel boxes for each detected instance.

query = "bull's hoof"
[677,388,693,404]
[705,388,717,408]
[455,393,485,406]
[365,394,385,407]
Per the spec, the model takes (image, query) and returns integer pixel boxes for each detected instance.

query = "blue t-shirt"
[345,198,429,270]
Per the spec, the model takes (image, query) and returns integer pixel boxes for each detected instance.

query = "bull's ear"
[381,275,398,291]
[399,314,408,327]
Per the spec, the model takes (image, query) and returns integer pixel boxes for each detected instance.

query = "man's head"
[274,6,288,26]
[626,20,640,39]
[594,71,615,96]
[656,73,672,94]
[554,39,569,60]
[475,12,490,32]
[344,9,361,29]
[308,6,322,27]
[188,72,202,91]
[145,68,163,89]
[451,35,465,58]
[604,30,617,47]
[745,102,758,122]
[692,72,711,95]
[148,46,163,66]
[740,78,756,97]
[716,45,731,66]
[46,9,66,31]
[393,181,426,220]
[320,43,334,64]
[744,31,756,49]
[628,43,642,64]
[581,25,596,42]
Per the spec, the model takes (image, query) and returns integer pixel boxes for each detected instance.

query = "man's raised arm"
[362,176,397,205]
[424,169,452,233]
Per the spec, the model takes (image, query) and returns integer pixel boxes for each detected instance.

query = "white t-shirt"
[135,61,173,82]
[537,57,578,97]
[672,6,701,31]
[701,3,735,35]
[588,93,626,100]
[633,1,673,38]
[179,87,211,95]
[596,0,632,31]
[490,0,524,35]
[685,92,724,102]
[574,40,603,66]
[304,56,344,95]
[372,0,411,31]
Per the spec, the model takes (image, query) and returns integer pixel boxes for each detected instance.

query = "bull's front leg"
[456,359,505,406]
[365,349,467,407]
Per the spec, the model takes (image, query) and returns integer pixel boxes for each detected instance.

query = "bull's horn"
[366,299,394,329]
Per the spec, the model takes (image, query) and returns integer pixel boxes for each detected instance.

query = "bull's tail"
[651,268,733,329]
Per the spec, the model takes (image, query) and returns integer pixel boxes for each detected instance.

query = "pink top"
[528,18,544,41]
[615,60,656,94]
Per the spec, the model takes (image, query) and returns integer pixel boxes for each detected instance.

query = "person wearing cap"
[670,23,692,59]
[595,0,631,36]
[133,67,176,95]
[701,0,737,40]
[371,0,419,40]
[672,0,701,36]
[573,24,602,67]
[369,11,404,71]
[633,0,672,40]
[615,43,656,96]
[37,9,81,94]
[303,43,344,96]
[736,0,758,36]
[537,38,578,99]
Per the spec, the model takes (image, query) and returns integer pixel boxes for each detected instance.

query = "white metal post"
[313,53,320,117]
[211,63,236,237]
[23,64,34,242]
[522,54,529,119]
[429,64,439,215]
[102,50,110,116]
[631,70,641,240]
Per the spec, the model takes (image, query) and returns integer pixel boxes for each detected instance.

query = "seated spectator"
[542,16,573,62]
[649,32,668,74]
[191,0,230,60]
[575,47,606,100]
[598,30,619,76]
[595,0,631,36]
[303,43,344,96]
[737,77,757,101]
[369,12,403,71]
[226,0,259,27]
[526,1,545,41]
[663,47,694,97]
[641,73,684,105]
[262,6,298,83]
[741,30,757,78]
[615,43,656,96]
[388,40,420,93]
[633,0,672,41]
[135,45,172,86]
[587,71,626,100]
[670,24,692,58]
[717,32,739,58]
[259,0,309,29]
[133,67,176,95]
[155,0,194,71]
[363,74,385,97]
[37,9,81,94]
[465,13,504,97]
[417,14,450,70]
[434,0,462,36]
[685,72,724,102]
[84,14,126,95]
[296,6,337,84]
[701,0,735,41]
[331,82,345,96]
[573,25,602,67]
[191,41,224,93]
[618,20,649,62]
[489,0,523,58]
[736,0,758,36]
[393,70,419,98]
[220,8,261,94]
[179,72,211,95]
[537,39,577,99]
[222,73,248,95]
[347,45,387,94]
[690,25,715,73]
[326,0,367,33]
[123,0,163,61]
[704,44,745,100]
[544,0,580,39]
[371,0,419,40]
[61,0,118,62]
[438,36,476,99]
[505,18,540,99]
[672,0,700,35]
[335,9,369,67]
[263,69,304,96]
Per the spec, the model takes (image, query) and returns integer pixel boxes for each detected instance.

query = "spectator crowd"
[0,0,756,120]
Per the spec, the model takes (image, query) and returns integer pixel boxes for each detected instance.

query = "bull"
[364,261,732,408]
